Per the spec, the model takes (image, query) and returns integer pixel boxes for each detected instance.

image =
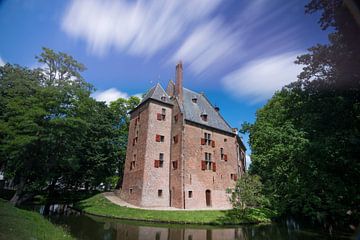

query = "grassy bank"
[0,199,74,240]
[75,194,276,225]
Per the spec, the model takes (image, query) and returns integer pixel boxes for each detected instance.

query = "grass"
[0,199,74,240]
[75,194,276,225]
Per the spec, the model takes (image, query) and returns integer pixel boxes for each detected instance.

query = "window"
[204,133,212,145]
[130,155,136,170]
[159,153,164,168]
[173,134,179,144]
[220,148,224,160]
[161,95,166,101]
[155,134,165,142]
[161,108,166,120]
[129,188,133,194]
[132,137,138,146]
[172,161,178,170]
[192,96,197,103]
[201,113,208,121]
[224,138,227,142]
[188,191,193,198]
[158,189,163,197]
[205,152,212,170]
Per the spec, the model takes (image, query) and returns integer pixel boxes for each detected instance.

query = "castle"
[120,62,246,209]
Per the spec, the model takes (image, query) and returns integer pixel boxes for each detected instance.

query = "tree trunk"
[9,177,26,206]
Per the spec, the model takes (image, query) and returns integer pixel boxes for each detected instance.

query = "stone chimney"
[175,61,183,102]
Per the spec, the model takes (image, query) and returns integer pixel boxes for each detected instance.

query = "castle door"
[205,190,211,207]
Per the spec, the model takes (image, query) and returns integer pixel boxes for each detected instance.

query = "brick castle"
[119,62,246,209]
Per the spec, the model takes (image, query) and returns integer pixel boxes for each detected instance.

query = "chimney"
[175,61,183,102]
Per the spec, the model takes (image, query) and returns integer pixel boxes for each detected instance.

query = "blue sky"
[0,0,329,163]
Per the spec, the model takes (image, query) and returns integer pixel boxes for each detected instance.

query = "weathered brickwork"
[120,63,246,209]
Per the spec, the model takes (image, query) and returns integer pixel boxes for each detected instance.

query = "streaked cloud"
[222,52,303,103]
[172,19,241,75]
[61,0,222,57]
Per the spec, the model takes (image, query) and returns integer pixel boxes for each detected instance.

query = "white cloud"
[222,52,303,103]
[0,56,5,66]
[61,0,222,56]
[92,88,129,104]
[172,19,240,75]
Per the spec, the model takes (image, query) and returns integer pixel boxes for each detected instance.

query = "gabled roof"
[140,83,172,105]
[182,88,233,134]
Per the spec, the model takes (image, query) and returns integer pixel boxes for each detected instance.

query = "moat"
[27,204,354,240]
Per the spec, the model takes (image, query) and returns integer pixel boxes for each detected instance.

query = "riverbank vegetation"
[0,48,140,206]
[75,194,276,225]
[0,199,73,240]
[242,0,360,231]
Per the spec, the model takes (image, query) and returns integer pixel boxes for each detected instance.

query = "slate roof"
[182,88,233,133]
[140,83,172,105]
[137,83,233,134]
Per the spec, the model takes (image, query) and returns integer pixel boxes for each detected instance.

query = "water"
[26,204,356,240]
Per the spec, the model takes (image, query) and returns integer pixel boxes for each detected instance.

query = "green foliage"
[0,199,74,239]
[0,48,140,205]
[244,0,360,228]
[229,174,269,215]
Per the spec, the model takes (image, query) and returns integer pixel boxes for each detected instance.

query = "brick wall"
[182,123,238,209]
[140,102,172,207]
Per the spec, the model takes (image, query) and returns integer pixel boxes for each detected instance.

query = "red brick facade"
[120,63,246,209]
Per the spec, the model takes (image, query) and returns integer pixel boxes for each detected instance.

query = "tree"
[0,48,137,205]
[244,0,360,229]
[109,96,140,187]
[229,173,267,215]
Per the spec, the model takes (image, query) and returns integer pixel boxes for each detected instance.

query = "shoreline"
[74,194,276,226]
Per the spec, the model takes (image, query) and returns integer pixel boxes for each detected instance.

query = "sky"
[0,0,329,165]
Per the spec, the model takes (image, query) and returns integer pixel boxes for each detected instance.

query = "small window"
[158,189,163,197]
[188,191,193,198]
[161,96,166,101]
[172,161,178,170]
[130,161,135,170]
[231,174,234,180]
[159,153,164,168]
[129,188,133,194]
[156,134,165,142]
[173,134,179,144]
[201,113,208,121]
[204,133,211,145]
[224,138,227,142]
[220,148,224,160]
[192,96,197,103]
[161,108,166,120]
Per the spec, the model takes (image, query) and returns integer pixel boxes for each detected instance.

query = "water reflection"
[25,204,354,240]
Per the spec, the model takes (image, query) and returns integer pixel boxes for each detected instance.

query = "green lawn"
[0,199,74,240]
[75,194,276,225]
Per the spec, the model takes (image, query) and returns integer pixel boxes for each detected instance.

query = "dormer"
[200,112,208,122]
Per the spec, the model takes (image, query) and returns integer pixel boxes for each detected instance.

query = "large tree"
[0,48,139,205]
[244,0,360,230]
